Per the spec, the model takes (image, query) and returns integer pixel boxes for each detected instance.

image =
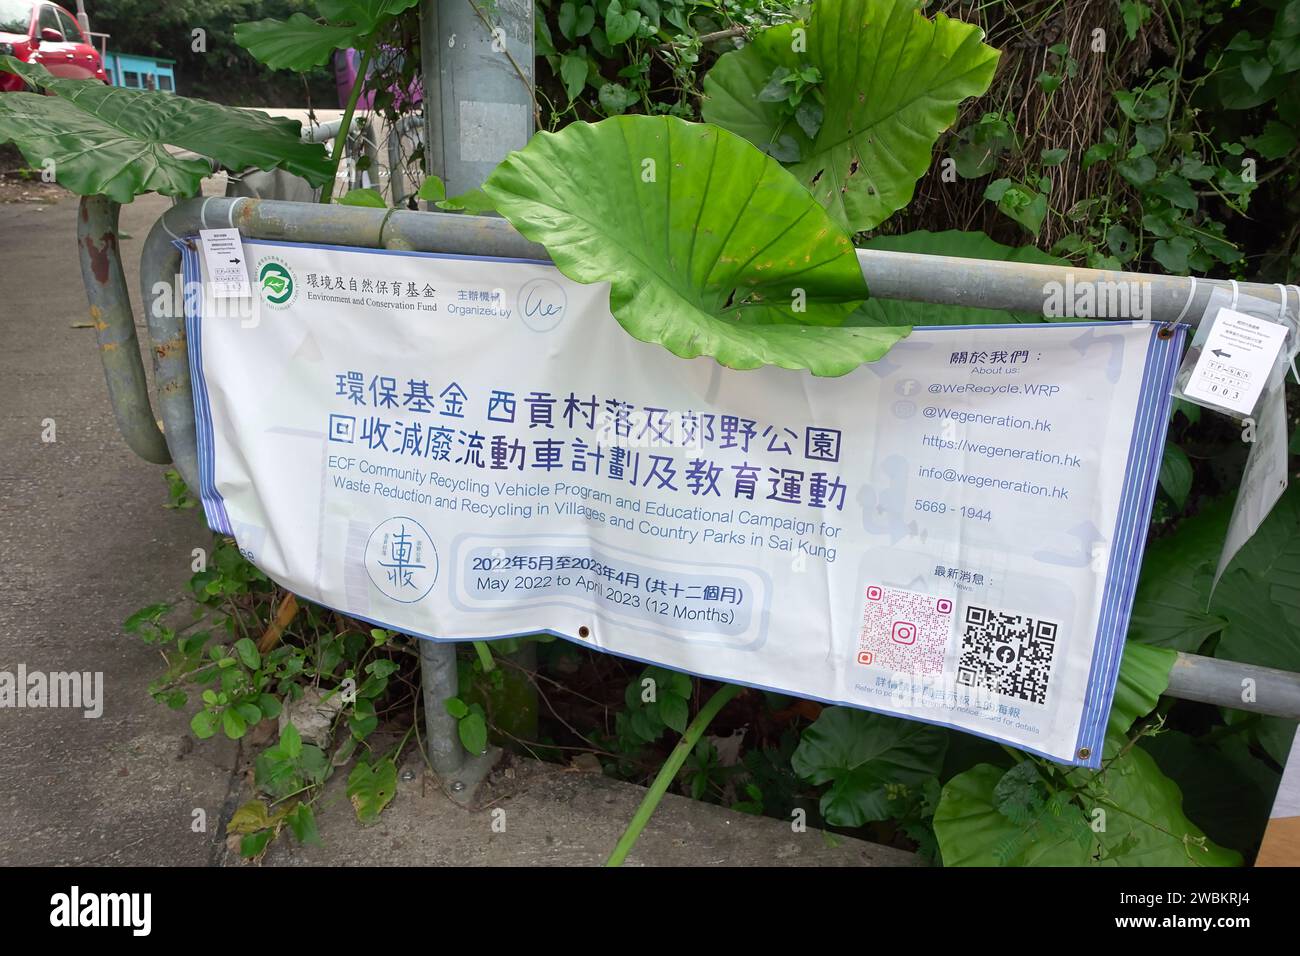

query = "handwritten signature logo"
[517,277,567,332]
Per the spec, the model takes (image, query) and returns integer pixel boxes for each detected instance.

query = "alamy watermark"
[0,665,103,718]
[1042,274,1151,321]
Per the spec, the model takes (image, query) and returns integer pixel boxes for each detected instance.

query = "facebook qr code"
[956,605,1059,705]
[857,585,954,676]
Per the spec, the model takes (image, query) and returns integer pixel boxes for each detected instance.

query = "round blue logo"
[364,516,437,603]
[517,277,567,332]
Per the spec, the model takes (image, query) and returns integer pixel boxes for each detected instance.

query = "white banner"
[181,239,1185,766]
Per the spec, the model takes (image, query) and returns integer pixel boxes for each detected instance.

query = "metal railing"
[76,192,1300,752]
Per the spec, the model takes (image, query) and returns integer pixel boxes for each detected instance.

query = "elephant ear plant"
[0,56,333,201]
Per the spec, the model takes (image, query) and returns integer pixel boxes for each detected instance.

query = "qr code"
[857,585,954,676]
[955,605,1058,705]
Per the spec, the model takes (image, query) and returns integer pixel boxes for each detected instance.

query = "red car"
[0,0,107,91]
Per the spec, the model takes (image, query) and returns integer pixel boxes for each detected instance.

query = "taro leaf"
[701,0,999,232]
[1211,569,1300,672]
[1158,441,1193,510]
[483,115,907,375]
[347,758,398,824]
[850,230,1064,326]
[233,14,360,71]
[0,57,332,203]
[1106,641,1175,739]
[1127,497,1233,650]
[934,749,1241,866]
[1229,481,1300,628]
[1141,731,1277,855]
[318,0,423,28]
[235,2,422,72]
[791,707,946,827]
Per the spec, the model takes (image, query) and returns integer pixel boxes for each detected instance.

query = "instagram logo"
[891,621,917,645]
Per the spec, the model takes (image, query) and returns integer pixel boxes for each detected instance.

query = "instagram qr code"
[856,585,955,675]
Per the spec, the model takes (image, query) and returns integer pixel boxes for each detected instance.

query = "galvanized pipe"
[1168,652,1300,718]
[127,197,1294,322]
[418,638,465,775]
[76,196,171,464]
[857,248,1290,321]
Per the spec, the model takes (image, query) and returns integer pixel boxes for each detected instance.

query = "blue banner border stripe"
[178,241,234,535]
[1073,324,1186,765]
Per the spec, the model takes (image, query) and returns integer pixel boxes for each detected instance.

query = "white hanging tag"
[199,228,252,299]
[1178,304,1288,417]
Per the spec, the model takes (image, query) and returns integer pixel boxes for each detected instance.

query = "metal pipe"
[76,196,171,464]
[1168,652,1300,718]
[855,248,1288,321]
[131,198,1291,323]
[302,118,346,145]
[419,0,535,201]
[418,638,465,774]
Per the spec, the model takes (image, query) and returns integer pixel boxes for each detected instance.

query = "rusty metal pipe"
[76,195,171,464]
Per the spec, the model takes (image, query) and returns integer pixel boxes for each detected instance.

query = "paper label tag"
[199,228,251,299]
[1182,306,1288,415]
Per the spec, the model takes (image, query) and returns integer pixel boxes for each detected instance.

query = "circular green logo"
[257,258,296,308]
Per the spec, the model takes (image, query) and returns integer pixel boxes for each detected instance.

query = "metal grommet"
[1077,747,1092,760]
[578,625,591,639]
[1157,325,1174,340]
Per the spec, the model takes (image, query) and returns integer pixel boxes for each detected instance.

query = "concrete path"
[0,187,917,867]
[0,190,238,865]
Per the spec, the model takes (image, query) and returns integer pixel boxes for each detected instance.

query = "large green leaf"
[850,230,1063,326]
[1141,731,1278,855]
[934,749,1241,866]
[233,14,360,72]
[1127,497,1233,650]
[483,115,908,375]
[1229,482,1300,628]
[936,641,1237,867]
[235,2,421,72]
[318,0,422,29]
[1211,569,1300,672]
[791,707,947,826]
[701,0,999,231]
[0,57,332,202]
[1107,641,1175,740]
